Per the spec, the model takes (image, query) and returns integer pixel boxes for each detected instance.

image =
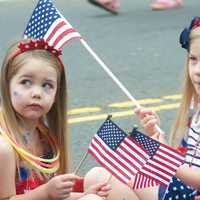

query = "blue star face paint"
[13,91,19,96]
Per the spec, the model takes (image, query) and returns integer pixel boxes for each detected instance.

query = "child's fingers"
[61,181,75,189]
[140,109,155,119]
[59,192,71,200]
[142,115,157,125]
[60,173,81,182]
[91,181,110,192]
[60,186,73,195]
[134,107,155,119]
[60,181,74,198]
[97,190,110,198]
[133,107,141,115]
[100,184,111,191]
[144,119,158,130]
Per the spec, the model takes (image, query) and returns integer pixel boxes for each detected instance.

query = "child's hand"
[44,173,81,200]
[195,195,200,200]
[84,181,111,199]
[134,107,160,137]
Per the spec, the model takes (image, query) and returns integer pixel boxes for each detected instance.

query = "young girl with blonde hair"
[84,17,200,200]
[0,38,110,200]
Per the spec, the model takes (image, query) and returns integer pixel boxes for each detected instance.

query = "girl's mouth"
[27,104,42,111]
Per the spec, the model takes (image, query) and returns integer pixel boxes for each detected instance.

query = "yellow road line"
[69,103,180,124]
[68,107,101,115]
[109,98,163,108]
[68,94,181,116]
[161,94,181,100]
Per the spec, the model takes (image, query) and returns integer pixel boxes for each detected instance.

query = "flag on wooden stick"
[130,129,184,189]
[24,0,81,50]
[88,118,184,190]
[88,118,149,185]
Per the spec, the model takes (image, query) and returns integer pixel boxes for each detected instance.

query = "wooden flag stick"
[73,152,89,175]
[106,173,113,184]
[58,10,164,135]
[73,115,112,174]
[79,39,164,135]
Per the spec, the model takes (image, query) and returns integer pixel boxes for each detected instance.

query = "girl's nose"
[31,87,42,99]
[195,66,200,76]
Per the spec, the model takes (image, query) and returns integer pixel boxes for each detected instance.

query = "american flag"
[132,172,158,189]
[88,119,150,185]
[24,0,81,50]
[130,129,184,189]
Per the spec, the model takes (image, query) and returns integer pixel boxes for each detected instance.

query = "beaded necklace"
[0,120,60,174]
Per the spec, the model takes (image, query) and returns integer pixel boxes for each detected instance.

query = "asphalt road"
[0,0,200,174]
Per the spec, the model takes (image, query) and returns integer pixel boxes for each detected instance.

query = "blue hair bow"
[179,16,200,51]
[179,28,190,50]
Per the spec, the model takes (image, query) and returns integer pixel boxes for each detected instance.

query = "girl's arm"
[0,135,81,200]
[176,165,200,190]
[0,135,17,199]
[0,135,110,200]
[0,135,49,200]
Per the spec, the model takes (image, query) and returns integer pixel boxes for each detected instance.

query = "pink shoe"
[151,0,182,11]
[88,0,120,14]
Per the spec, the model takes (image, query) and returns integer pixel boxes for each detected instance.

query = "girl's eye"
[189,56,198,63]
[42,82,54,90]
[20,79,32,86]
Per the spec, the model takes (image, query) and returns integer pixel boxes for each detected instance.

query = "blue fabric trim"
[181,138,188,147]
[158,185,167,200]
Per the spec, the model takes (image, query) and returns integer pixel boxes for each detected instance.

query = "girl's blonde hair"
[0,39,69,173]
[170,27,200,147]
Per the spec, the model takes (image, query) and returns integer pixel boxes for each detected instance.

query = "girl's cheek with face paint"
[13,91,18,96]
[12,91,23,100]
[11,90,26,108]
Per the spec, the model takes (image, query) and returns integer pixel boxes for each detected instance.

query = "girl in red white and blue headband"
[0,38,111,200]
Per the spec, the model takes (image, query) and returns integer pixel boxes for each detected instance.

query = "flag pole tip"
[107,115,112,120]
[131,124,138,132]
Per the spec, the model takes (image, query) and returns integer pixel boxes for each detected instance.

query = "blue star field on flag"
[131,130,160,157]
[24,0,81,50]
[24,0,59,39]
[96,119,127,151]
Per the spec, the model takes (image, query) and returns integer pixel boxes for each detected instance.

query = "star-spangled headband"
[10,39,64,69]
[180,16,200,51]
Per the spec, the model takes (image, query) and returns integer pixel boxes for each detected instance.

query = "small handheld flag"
[88,118,149,185]
[88,118,184,190]
[130,129,184,189]
[24,0,81,50]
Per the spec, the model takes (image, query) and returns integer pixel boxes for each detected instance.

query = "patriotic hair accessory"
[180,17,200,51]
[10,39,64,69]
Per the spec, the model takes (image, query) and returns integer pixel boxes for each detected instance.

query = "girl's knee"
[84,167,110,189]
[84,167,140,200]
[80,194,103,200]
[84,167,110,183]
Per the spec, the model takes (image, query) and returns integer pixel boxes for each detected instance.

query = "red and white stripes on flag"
[24,0,81,50]
[88,134,150,185]
[88,119,184,190]
[44,18,81,50]
[133,143,184,188]
[131,172,158,189]
[130,130,184,189]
